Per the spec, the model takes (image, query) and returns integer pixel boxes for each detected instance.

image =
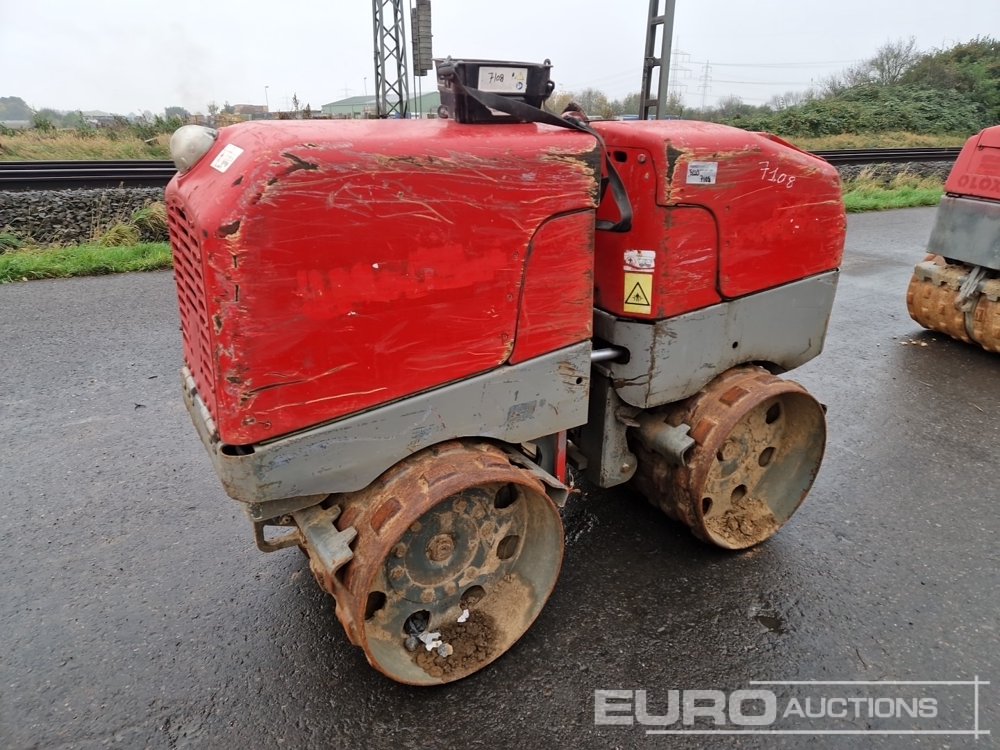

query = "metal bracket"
[292,504,358,580]
[252,519,302,553]
[634,414,695,467]
[958,265,988,312]
[247,493,330,524]
[501,444,570,507]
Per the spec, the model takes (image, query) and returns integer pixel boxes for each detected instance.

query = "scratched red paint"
[166,120,599,445]
[946,125,1000,201]
[509,211,595,365]
[592,145,720,319]
[591,121,845,315]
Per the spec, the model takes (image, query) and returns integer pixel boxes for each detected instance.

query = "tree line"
[551,36,998,137]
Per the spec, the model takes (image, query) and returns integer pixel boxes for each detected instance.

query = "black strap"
[442,78,633,233]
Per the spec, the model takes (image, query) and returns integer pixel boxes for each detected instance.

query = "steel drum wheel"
[631,365,826,549]
[970,291,1000,353]
[328,440,564,685]
[907,256,1000,353]
[906,256,972,343]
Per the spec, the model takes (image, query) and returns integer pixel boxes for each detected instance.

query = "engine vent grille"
[167,204,217,422]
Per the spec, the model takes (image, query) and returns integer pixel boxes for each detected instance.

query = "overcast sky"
[0,0,993,115]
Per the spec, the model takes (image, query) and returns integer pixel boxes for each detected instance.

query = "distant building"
[408,91,442,118]
[321,91,441,119]
[321,95,377,119]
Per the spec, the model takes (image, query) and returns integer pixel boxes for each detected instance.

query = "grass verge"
[842,170,944,213]
[0,242,172,283]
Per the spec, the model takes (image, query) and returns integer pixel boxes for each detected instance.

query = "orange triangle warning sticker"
[626,281,651,307]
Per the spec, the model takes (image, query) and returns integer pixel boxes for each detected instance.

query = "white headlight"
[170,125,219,173]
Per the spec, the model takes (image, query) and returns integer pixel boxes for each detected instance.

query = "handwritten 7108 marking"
[759,161,796,189]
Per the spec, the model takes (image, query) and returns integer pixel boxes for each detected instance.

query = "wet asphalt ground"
[1,207,997,749]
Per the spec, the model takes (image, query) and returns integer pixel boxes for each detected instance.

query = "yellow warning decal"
[623,272,653,314]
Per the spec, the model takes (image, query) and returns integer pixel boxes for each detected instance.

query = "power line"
[560,55,858,92]
[712,78,816,85]
[698,61,711,109]
[701,59,861,68]
[669,45,692,100]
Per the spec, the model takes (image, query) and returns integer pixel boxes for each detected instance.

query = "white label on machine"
[623,249,656,272]
[686,161,718,185]
[477,66,528,94]
[210,144,244,173]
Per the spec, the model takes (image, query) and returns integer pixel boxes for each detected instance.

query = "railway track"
[0,160,176,191]
[811,147,962,165]
[0,148,962,191]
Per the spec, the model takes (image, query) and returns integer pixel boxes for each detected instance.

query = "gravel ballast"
[0,187,165,246]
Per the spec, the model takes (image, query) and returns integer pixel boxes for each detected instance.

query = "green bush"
[735,84,987,137]
[31,113,55,132]
[902,37,1000,125]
